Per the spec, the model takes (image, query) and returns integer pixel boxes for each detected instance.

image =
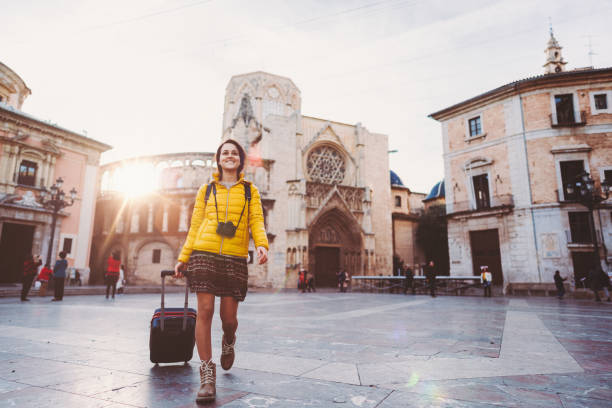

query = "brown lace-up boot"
[220,334,236,370]
[196,359,216,403]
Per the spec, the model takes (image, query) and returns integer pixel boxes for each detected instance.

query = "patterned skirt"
[187,250,248,301]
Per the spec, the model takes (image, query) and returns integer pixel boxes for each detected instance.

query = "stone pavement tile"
[388,380,564,407]
[376,390,503,408]
[222,392,387,408]
[0,352,23,362]
[554,338,612,374]
[0,386,113,408]
[0,378,29,394]
[93,377,248,408]
[234,351,326,376]
[49,371,150,396]
[379,372,612,407]
[301,362,360,385]
[13,364,113,387]
[213,367,391,406]
[558,394,611,408]
[0,357,75,382]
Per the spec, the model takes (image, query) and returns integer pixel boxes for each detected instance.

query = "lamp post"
[566,171,610,271]
[39,177,77,266]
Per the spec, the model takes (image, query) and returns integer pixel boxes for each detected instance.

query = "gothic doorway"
[0,223,35,283]
[469,229,503,285]
[309,207,363,287]
[315,247,340,287]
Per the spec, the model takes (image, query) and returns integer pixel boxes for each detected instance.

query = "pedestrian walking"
[403,265,414,295]
[306,270,316,292]
[37,263,53,297]
[174,139,268,403]
[481,266,492,297]
[588,267,611,302]
[105,252,121,299]
[116,264,126,294]
[298,269,306,293]
[598,269,611,302]
[52,251,68,301]
[339,269,347,293]
[553,270,567,299]
[21,254,42,301]
[425,260,437,297]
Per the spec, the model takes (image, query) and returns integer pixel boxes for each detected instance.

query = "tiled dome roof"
[390,170,404,186]
[424,180,445,201]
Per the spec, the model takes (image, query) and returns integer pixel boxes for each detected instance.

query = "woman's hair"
[112,252,120,261]
[59,251,67,259]
[215,139,246,177]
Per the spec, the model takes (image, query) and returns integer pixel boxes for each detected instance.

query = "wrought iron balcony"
[550,110,586,128]
[449,194,514,216]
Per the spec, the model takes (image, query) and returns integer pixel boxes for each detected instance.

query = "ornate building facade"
[92,71,393,287]
[430,33,612,292]
[0,61,111,283]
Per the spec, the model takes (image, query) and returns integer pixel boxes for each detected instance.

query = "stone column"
[131,212,139,233]
[355,123,365,187]
[162,204,168,232]
[147,203,154,233]
[178,199,188,232]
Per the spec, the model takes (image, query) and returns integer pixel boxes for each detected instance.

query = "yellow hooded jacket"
[178,173,268,263]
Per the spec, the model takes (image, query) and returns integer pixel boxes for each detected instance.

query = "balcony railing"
[550,110,586,128]
[450,194,514,215]
[565,229,601,245]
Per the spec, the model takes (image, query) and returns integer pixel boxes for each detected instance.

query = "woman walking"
[105,252,121,299]
[174,139,268,403]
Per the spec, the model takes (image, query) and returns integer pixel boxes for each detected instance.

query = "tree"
[416,204,449,275]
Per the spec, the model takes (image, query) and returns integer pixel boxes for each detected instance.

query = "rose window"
[306,145,346,184]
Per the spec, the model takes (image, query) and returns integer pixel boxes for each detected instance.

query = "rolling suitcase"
[149,270,197,364]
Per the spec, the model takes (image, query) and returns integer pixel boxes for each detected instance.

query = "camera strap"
[211,181,252,230]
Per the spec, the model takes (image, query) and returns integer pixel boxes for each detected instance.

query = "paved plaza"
[0,291,611,407]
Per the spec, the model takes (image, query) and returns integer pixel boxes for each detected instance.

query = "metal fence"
[350,275,482,296]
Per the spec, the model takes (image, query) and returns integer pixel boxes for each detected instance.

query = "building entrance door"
[469,229,503,285]
[0,223,35,283]
[571,252,597,289]
[315,246,340,287]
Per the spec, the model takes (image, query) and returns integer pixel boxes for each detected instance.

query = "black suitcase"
[149,270,197,364]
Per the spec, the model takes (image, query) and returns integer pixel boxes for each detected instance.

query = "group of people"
[298,269,316,293]
[20,251,68,302]
[397,260,437,297]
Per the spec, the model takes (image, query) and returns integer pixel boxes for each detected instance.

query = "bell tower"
[543,27,567,74]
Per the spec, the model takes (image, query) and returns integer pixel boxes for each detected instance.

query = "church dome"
[424,180,445,201]
[0,61,31,110]
[390,170,404,186]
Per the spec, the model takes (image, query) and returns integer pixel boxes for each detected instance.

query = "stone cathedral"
[222,72,392,287]
[91,71,393,288]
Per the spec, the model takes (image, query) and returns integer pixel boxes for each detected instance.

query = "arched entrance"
[309,208,363,287]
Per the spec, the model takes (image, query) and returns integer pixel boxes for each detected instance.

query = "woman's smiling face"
[219,142,241,172]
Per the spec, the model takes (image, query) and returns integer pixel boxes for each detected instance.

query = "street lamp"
[566,171,610,271]
[39,177,78,266]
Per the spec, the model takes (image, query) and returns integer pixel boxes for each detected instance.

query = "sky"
[2,0,611,193]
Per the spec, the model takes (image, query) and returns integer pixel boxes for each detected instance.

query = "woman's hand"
[174,262,186,278]
[256,247,268,264]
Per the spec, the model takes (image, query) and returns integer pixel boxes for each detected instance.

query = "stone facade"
[431,65,612,291]
[90,153,218,284]
[92,71,393,287]
[0,61,111,284]
[391,182,426,272]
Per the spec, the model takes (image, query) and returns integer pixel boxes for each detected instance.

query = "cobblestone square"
[0,292,610,407]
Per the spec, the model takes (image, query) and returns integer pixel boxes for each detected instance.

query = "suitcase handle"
[160,270,190,332]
